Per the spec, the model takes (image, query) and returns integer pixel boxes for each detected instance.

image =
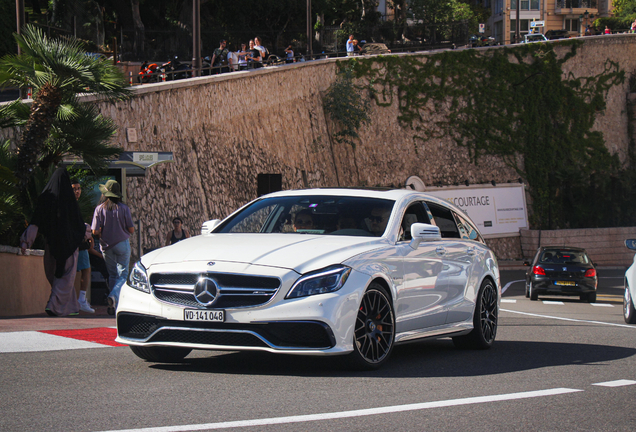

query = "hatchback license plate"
[555,281,575,286]
[184,309,225,322]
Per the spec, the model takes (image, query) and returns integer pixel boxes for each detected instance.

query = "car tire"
[529,283,538,301]
[346,282,396,370]
[129,346,192,363]
[525,282,530,298]
[624,285,636,324]
[452,279,498,350]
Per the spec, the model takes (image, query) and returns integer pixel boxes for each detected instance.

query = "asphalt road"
[1,269,635,432]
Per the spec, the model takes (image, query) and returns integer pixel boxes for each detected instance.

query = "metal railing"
[129,39,473,86]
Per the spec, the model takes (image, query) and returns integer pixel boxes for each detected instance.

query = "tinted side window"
[453,212,485,244]
[425,202,460,238]
[399,202,431,241]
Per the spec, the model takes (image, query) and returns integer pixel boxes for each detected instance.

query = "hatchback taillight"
[533,266,546,276]
[584,268,596,278]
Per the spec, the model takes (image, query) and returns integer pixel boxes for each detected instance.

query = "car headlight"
[286,265,351,299]
[128,261,150,293]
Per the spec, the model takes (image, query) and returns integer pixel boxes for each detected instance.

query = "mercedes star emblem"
[194,277,218,307]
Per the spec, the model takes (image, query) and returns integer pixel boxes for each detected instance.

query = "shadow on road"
[149,339,636,378]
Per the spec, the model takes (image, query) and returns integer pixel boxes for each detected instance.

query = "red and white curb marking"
[0,327,125,353]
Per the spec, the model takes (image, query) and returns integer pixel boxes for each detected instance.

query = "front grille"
[149,272,281,309]
[117,313,335,349]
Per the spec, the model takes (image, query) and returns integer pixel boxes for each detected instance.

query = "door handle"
[436,246,446,256]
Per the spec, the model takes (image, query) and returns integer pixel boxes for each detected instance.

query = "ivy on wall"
[322,66,371,148]
[333,42,636,229]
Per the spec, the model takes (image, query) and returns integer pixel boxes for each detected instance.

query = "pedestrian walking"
[71,179,95,313]
[91,180,134,315]
[346,35,357,56]
[20,168,91,316]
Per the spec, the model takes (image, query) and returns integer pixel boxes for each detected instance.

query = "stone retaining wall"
[520,227,636,267]
[3,35,636,261]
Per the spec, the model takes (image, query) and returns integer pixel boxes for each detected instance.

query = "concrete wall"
[520,227,636,266]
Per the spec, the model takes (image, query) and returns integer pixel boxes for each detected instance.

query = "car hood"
[141,233,387,274]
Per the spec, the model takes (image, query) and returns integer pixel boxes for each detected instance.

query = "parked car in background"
[545,29,571,40]
[523,33,548,43]
[117,188,501,369]
[525,247,597,302]
[623,240,636,324]
[469,34,496,47]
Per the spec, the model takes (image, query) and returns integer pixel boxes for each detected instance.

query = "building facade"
[490,0,613,44]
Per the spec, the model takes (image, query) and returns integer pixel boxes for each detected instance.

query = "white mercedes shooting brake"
[117,188,501,369]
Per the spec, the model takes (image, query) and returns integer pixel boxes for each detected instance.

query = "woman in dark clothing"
[165,217,190,246]
[20,168,90,316]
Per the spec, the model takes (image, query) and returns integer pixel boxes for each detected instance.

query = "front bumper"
[117,312,335,349]
[115,265,370,355]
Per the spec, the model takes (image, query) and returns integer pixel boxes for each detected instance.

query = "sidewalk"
[0,304,115,333]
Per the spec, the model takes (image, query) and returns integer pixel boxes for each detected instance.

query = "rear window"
[539,250,590,264]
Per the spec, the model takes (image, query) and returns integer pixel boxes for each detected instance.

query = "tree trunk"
[131,0,145,58]
[16,82,62,194]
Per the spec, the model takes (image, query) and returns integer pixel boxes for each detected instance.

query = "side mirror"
[626,239,636,251]
[410,223,441,249]
[523,261,530,266]
[201,219,221,235]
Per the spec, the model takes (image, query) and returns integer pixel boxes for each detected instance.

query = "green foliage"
[593,17,627,32]
[0,25,129,103]
[0,24,128,245]
[0,0,16,58]
[611,0,636,24]
[323,67,371,148]
[338,41,634,229]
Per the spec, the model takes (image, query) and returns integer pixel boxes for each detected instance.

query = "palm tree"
[0,24,129,197]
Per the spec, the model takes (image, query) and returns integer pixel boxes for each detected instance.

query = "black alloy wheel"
[349,283,395,370]
[453,279,498,349]
[624,284,636,324]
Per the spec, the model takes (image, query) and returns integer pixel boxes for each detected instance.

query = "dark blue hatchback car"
[525,247,598,302]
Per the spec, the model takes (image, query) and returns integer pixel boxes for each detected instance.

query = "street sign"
[479,23,485,33]
[530,21,545,27]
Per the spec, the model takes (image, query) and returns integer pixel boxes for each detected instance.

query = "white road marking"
[97,388,582,432]
[590,303,613,307]
[501,280,524,294]
[501,308,636,329]
[501,299,517,303]
[542,300,564,305]
[0,331,107,353]
[592,380,636,387]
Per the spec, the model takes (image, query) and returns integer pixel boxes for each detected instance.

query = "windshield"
[539,249,590,265]
[215,195,395,237]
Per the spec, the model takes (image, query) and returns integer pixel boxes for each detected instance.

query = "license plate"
[184,309,225,322]
[555,281,575,286]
